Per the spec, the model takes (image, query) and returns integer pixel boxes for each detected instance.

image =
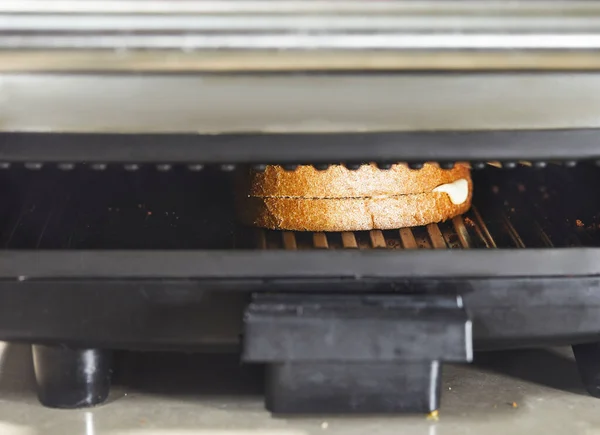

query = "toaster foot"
[32,344,113,408]
[243,293,472,414]
[265,361,441,414]
[573,342,600,398]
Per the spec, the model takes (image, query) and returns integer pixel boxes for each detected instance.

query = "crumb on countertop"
[427,410,439,421]
[576,219,584,227]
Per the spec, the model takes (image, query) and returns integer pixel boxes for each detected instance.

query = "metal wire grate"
[256,207,489,250]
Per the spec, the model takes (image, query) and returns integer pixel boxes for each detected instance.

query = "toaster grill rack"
[255,206,538,252]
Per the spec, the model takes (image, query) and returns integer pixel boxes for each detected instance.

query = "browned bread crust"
[237,179,473,231]
[244,163,470,198]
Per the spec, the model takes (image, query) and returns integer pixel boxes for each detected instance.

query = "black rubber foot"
[573,343,600,398]
[32,344,113,409]
[266,361,442,414]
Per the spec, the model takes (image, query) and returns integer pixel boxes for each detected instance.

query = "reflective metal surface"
[2,1,599,14]
[2,1,600,71]
[5,51,600,72]
[1,2,599,130]
[8,33,600,50]
[5,14,600,32]
[2,73,600,133]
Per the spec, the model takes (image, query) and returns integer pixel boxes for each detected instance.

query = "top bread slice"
[243,163,471,198]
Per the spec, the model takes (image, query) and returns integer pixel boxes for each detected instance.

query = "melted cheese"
[433,178,469,205]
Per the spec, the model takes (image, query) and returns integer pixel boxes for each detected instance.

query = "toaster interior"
[0,162,598,251]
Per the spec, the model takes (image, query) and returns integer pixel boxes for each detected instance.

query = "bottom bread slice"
[237,189,472,232]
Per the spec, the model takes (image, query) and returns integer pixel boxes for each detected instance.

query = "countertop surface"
[0,343,598,435]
